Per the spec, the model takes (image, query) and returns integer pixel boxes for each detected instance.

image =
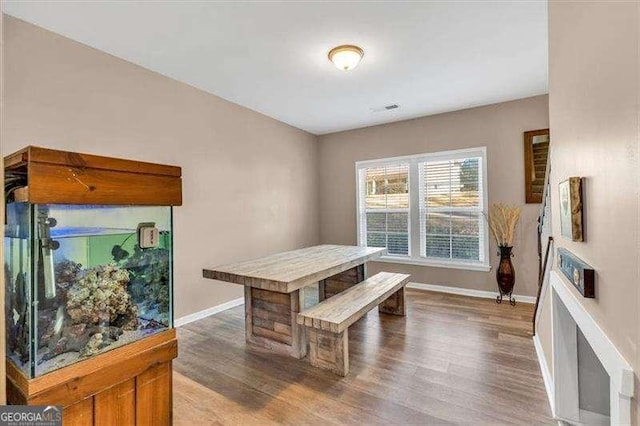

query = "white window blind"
[419,156,485,264]
[358,163,410,256]
[356,147,488,271]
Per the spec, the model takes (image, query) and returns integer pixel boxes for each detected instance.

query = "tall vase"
[496,246,516,305]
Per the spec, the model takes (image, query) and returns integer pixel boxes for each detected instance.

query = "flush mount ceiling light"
[328,45,364,71]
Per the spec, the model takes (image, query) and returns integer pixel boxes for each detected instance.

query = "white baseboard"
[407,282,536,304]
[533,334,556,418]
[175,297,244,327]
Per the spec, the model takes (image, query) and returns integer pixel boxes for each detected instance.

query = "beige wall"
[318,95,549,297]
[539,1,640,422]
[2,16,320,319]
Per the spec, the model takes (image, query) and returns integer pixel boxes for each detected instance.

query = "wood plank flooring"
[173,288,554,425]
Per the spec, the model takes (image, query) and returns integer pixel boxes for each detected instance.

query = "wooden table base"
[319,264,365,301]
[244,264,366,358]
[244,286,307,358]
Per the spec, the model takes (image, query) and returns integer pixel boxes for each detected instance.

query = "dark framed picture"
[557,248,594,298]
[523,129,550,204]
[559,177,583,241]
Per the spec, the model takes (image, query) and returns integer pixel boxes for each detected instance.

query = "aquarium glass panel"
[26,204,173,377]
[4,202,32,376]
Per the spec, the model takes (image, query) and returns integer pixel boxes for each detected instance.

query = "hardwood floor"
[173,289,554,425]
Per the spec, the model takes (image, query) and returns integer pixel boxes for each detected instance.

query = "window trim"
[355,146,490,272]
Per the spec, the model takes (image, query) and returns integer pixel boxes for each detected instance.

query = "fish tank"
[5,203,173,378]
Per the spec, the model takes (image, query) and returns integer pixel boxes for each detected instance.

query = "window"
[356,147,489,271]
[357,163,410,255]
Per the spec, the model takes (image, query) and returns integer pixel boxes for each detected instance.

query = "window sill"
[374,255,492,272]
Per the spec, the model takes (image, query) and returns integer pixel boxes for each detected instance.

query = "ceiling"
[3,1,548,135]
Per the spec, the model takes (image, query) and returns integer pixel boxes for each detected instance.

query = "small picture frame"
[557,248,594,298]
[559,177,584,241]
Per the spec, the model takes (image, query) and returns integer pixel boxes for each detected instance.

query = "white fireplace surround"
[536,271,635,425]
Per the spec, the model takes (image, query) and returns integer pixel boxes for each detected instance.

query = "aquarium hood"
[5,146,182,206]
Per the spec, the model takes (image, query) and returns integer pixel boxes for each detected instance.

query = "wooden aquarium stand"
[7,329,177,425]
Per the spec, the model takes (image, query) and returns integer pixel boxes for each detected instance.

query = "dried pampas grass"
[487,203,522,247]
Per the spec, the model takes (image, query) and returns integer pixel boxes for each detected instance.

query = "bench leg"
[307,328,349,376]
[379,287,406,316]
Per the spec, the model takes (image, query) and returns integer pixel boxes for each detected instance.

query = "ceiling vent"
[371,104,400,112]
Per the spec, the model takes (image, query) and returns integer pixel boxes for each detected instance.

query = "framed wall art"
[559,177,584,241]
[557,247,594,298]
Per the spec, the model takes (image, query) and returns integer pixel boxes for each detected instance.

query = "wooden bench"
[296,272,410,376]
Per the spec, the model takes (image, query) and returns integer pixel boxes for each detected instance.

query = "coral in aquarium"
[55,259,83,290]
[122,246,170,323]
[66,264,138,330]
[40,262,139,361]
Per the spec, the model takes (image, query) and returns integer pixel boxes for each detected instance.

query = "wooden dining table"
[203,244,386,359]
